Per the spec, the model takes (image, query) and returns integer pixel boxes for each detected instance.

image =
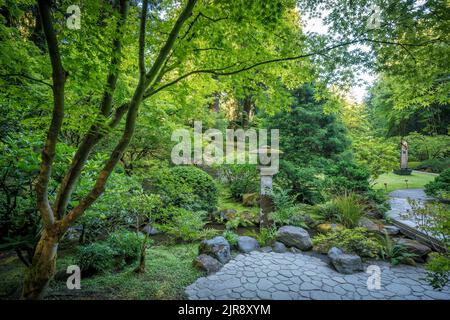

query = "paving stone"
[185,250,450,300]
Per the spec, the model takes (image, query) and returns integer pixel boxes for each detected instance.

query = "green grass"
[0,243,202,300]
[373,171,436,193]
[216,183,259,217]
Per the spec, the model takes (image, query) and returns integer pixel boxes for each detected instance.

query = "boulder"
[395,238,431,258]
[383,225,400,235]
[199,236,231,264]
[237,236,260,253]
[242,193,259,207]
[272,241,287,253]
[328,247,363,274]
[317,223,345,234]
[193,254,222,274]
[276,226,312,251]
[260,246,273,253]
[142,224,160,236]
[219,209,237,221]
[358,217,382,232]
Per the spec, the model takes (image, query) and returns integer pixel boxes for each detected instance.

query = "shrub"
[424,169,450,200]
[416,158,450,173]
[220,164,259,200]
[332,193,364,228]
[76,243,115,275]
[312,201,338,222]
[255,227,278,246]
[425,253,450,290]
[222,230,239,246]
[106,230,143,266]
[145,166,218,212]
[276,161,324,204]
[270,205,309,229]
[160,208,216,242]
[312,228,382,258]
[324,160,371,195]
[378,232,417,265]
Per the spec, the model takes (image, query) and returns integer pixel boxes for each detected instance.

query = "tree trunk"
[21,229,59,299]
[134,233,148,274]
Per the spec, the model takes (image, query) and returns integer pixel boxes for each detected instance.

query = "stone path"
[185,251,450,300]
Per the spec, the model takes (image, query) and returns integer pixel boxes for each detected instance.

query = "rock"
[276,226,312,251]
[260,246,273,253]
[358,217,382,232]
[142,224,160,235]
[193,254,222,274]
[242,193,259,207]
[290,247,302,254]
[317,223,345,234]
[383,225,400,235]
[219,209,237,221]
[272,241,287,253]
[199,236,231,264]
[395,238,431,258]
[237,236,260,253]
[327,247,363,274]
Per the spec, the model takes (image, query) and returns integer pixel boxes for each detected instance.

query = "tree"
[2,0,446,299]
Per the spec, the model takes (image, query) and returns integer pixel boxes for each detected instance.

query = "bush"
[425,253,450,290]
[160,208,216,242]
[425,169,450,200]
[106,230,143,266]
[332,193,364,228]
[312,228,382,258]
[324,160,371,195]
[145,166,218,212]
[76,243,115,275]
[378,232,417,265]
[270,205,309,228]
[416,158,450,173]
[220,164,259,200]
[276,160,324,204]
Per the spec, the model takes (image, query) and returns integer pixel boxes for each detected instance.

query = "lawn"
[373,171,436,193]
[0,243,203,300]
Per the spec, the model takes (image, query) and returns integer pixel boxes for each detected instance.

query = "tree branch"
[0,73,53,88]
[144,37,442,98]
[53,0,130,218]
[36,0,67,228]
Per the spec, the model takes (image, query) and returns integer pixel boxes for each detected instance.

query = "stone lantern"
[250,146,283,228]
[394,139,412,175]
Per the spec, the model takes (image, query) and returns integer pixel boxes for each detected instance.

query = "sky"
[301,11,376,103]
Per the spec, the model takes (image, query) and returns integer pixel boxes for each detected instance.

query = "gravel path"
[185,251,450,300]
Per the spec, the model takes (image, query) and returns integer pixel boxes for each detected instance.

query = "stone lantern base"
[393,168,412,175]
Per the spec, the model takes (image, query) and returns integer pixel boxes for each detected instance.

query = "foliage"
[76,243,116,275]
[224,211,254,230]
[424,169,450,200]
[378,232,417,266]
[332,193,364,228]
[106,230,144,267]
[389,133,450,162]
[313,228,382,258]
[408,200,450,242]
[145,166,218,212]
[324,160,371,195]
[255,227,278,246]
[416,158,450,174]
[158,208,216,242]
[222,230,239,247]
[219,164,259,201]
[276,161,324,204]
[425,253,450,291]
[270,205,309,229]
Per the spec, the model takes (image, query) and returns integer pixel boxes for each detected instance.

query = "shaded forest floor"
[0,243,203,300]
